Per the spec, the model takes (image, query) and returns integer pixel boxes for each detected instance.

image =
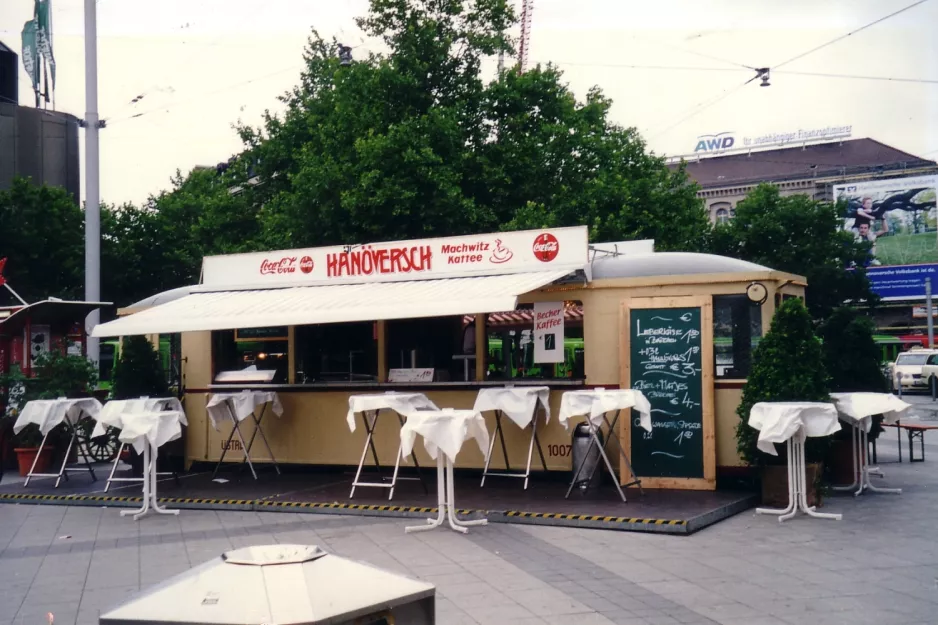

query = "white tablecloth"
[748,401,840,455]
[829,392,911,432]
[92,397,185,439]
[400,409,490,461]
[558,389,652,432]
[13,398,103,436]
[113,410,188,454]
[472,386,550,428]
[346,392,439,432]
[206,391,283,430]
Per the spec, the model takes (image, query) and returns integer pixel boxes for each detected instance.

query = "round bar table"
[749,401,842,522]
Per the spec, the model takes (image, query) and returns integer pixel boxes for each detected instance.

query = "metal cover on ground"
[99,544,435,625]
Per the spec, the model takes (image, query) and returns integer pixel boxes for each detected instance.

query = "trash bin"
[99,544,436,624]
[571,422,603,491]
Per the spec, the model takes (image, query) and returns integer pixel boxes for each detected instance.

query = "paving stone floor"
[1,439,937,625]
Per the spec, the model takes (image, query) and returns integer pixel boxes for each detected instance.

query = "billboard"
[834,174,938,268]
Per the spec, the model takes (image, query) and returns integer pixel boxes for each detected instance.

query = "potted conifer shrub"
[818,307,888,486]
[111,336,171,476]
[736,298,831,507]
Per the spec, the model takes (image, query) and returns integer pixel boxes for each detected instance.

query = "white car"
[890,349,938,392]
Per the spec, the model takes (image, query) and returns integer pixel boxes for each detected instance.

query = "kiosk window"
[212,328,289,383]
[295,322,377,383]
[713,295,762,379]
[386,317,464,382]
[484,302,585,381]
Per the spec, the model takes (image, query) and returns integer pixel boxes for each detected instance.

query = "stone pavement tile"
[711,617,789,625]
[446,590,518,611]
[511,587,596,616]
[78,585,139,613]
[539,614,617,624]
[463,602,536,624]
[687,602,761,621]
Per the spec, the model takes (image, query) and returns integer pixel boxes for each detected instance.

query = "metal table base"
[406,454,488,534]
[564,409,642,503]
[833,422,901,496]
[24,418,98,488]
[213,402,280,480]
[757,437,842,522]
[121,442,178,521]
[350,409,427,500]
[480,410,547,490]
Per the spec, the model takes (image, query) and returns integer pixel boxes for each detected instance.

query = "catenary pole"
[84,0,101,363]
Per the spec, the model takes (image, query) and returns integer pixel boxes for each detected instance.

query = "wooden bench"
[876,422,938,463]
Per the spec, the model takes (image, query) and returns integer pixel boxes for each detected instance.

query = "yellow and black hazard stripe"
[0,492,688,531]
[503,510,687,526]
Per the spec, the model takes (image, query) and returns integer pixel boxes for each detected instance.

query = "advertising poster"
[834,175,938,268]
[533,302,564,363]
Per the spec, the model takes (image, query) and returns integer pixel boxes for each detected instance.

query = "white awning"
[91,271,572,337]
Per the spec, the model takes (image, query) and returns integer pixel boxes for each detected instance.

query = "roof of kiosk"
[92,227,589,337]
[591,252,773,279]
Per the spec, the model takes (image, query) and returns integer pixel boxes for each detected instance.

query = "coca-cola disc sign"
[532,233,560,262]
[300,256,314,274]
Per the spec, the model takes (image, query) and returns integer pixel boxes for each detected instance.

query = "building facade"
[676,138,937,224]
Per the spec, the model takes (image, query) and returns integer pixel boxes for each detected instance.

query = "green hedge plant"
[736,298,831,466]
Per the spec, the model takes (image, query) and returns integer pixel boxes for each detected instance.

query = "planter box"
[761,462,823,508]
[829,438,861,487]
[15,447,53,476]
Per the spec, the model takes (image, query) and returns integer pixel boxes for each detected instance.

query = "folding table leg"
[243,407,280,475]
[104,444,125,493]
[480,414,501,487]
[796,439,841,521]
[859,428,901,495]
[350,410,380,498]
[23,431,52,487]
[230,421,257,480]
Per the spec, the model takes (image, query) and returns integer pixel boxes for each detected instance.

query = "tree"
[709,184,874,320]
[236,0,709,250]
[112,336,167,400]
[818,307,887,394]
[736,298,830,466]
[0,177,84,302]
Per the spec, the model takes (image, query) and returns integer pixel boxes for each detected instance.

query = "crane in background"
[518,0,532,72]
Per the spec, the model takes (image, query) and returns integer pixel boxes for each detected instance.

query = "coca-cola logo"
[260,257,298,275]
[300,256,314,274]
[532,233,559,262]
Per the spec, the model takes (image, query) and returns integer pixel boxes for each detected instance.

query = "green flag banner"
[35,0,55,91]
[21,20,40,97]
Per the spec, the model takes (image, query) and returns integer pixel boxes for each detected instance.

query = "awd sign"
[694,132,735,153]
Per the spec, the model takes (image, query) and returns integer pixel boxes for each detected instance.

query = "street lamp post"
[83,0,101,363]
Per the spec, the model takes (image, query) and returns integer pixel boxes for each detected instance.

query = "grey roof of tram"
[590,252,772,279]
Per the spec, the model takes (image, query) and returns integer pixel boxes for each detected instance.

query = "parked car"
[890,348,938,392]
[919,352,938,393]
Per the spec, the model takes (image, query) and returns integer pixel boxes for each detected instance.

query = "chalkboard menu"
[235,326,288,341]
[629,307,705,479]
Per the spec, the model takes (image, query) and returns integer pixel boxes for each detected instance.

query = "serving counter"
[184,382,586,472]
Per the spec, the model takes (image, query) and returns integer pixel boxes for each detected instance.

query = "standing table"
[95,397,185,492]
[346,392,438,499]
[474,386,550,489]
[401,408,490,534]
[95,409,187,520]
[558,389,651,502]
[749,401,842,522]
[13,398,103,487]
[830,392,909,496]
[206,391,283,479]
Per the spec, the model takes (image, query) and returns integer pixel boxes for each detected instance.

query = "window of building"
[713,295,762,379]
[296,322,377,383]
[715,209,730,225]
[711,202,732,225]
[483,302,585,381]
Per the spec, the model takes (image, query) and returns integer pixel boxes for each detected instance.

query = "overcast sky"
[1,0,937,206]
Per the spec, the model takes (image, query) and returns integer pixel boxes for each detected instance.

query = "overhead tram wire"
[105,64,305,126]
[774,0,932,70]
[646,74,758,140]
